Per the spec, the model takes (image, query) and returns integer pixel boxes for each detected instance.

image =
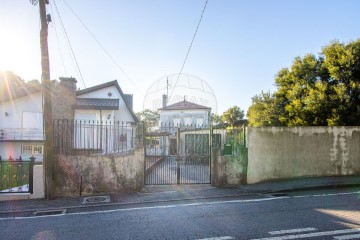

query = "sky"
[1,0,359,115]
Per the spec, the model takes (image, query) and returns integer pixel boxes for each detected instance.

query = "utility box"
[223,144,232,155]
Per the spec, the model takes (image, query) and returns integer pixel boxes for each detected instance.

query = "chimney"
[162,94,168,108]
[52,77,77,120]
[59,77,77,92]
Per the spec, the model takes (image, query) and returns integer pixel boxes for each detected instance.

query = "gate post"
[176,127,180,184]
[29,156,35,194]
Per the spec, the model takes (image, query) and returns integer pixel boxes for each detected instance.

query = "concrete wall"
[53,151,144,196]
[247,127,360,184]
[211,147,248,187]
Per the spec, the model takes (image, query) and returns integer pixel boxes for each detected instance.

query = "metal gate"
[145,124,211,185]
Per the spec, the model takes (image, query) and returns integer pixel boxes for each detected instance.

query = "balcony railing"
[0,128,45,141]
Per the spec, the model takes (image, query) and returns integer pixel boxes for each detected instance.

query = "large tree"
[221,106,245,127]
[247,39,360,127]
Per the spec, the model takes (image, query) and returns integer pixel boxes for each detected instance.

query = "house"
[0,77,138,160]
[150,95,211,156]
[0,84,44,161]
[158,95,211,129]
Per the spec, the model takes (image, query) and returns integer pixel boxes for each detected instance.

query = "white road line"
[334,233,360,240]
[251,228,360,240]
[0,196,288,221]
[196,236,235,240]
[269,227,317,235]
[293,191,360,198]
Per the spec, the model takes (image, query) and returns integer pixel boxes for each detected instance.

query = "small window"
[173,118,181,126]
[196,117,204,126]
[21,145,44,155]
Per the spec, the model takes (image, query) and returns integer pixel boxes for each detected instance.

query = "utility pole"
[38,0,53,199]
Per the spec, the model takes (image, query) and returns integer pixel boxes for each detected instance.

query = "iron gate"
[145,125,211,185]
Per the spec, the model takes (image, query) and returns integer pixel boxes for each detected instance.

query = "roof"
[75,98,119,110]
[76,80,138,123]
[0,84,42,103]
[159,100,211,111]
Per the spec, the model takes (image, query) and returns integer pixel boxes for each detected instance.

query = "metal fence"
[145,123,212,184]
[0,157,34,193]
[0,128,44,141]
[53,119,136,156]
[213,126,247,155]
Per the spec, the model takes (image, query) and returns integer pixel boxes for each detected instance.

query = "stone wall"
[211,147,248,187]
[52,77,77,120]
[53,151,144,196]
[247,127,360,184]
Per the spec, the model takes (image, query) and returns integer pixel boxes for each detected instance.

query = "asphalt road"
[1,188,360,240]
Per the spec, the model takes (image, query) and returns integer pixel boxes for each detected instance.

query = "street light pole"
[38,0,53,199]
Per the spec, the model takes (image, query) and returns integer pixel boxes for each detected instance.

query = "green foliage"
[210,113,225,127]
[221,106,245,127]
[247,39,360,126]
[136,109,160,129]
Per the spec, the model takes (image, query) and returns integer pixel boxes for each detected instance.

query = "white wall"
[0,92,42,129]
[159,109,210,126]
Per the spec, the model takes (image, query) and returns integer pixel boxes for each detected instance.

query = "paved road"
[1,188,360,240]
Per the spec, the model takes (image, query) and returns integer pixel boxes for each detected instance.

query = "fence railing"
[144,123,248,157]
[53,119,136,156]
[0,157,34,193]
[0,128,44,141]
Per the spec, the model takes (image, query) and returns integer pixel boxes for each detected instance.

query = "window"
[21,145,44,155]
[173,117,181,126]
[184,117,192,126]
[196,117,204,126]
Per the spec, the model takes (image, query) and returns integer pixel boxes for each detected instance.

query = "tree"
[0,71,25,92]
[210,113,224,127]
[221,106,245,128]
[247,39,360,127]
[247,91,282,127]
[136,109,160,130]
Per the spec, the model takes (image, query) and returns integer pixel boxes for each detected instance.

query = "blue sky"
[1,0,359,115]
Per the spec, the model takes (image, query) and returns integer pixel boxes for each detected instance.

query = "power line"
[52,0,86,88]
[169,0,209,100]
[49,2,68,76]
[61,0,143,95]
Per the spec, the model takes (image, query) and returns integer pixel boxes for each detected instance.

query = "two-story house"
[159,95,211,129]
[0,77,138,161]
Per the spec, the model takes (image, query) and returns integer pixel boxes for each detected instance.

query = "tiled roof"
[75,98,119,110]
[159,100,211,111]
[76,80,138,123]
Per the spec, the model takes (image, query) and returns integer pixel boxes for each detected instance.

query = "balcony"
[0,128,45,141]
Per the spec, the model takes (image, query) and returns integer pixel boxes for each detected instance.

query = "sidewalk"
[1,175,360,214]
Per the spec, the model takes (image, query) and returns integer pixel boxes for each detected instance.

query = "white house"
[158,96,211,128]
[0,84,44,161]
[0,78,138,160]
[152,96,211,156]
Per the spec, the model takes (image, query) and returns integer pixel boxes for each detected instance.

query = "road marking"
[293,191,360,198]
[196,236,235,240]
[334,233,360,239]
[0,196,288,221]
[251,228,360,240]
[269,227,317,235]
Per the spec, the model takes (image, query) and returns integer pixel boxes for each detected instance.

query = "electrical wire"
[49,2,68,76]
[52,0,86,89]
[169,0,209,100]
[61,0,143,95]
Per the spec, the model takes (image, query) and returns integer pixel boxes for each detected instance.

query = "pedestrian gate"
[144,125,211,185]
